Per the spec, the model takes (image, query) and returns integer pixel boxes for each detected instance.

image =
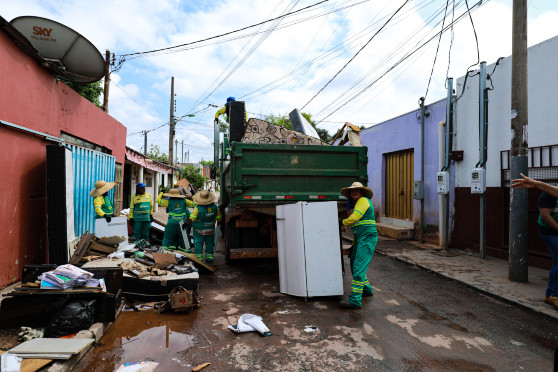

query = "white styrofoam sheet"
[9,338,93,354]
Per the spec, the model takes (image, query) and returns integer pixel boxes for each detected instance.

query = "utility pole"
[187,150,189,163]
[103,50,110,113]
[509,0,529,282]
[175,139,178,165]
[479,61,487,259]
[169,77,175,167]
[181,140,184,164]
[419,97,425,243]
[143,130,147,156]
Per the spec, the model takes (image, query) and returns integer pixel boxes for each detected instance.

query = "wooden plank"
[88,241,117,254]
[168,250,216,272]
[96,236,125,248]
[69,233,95,265]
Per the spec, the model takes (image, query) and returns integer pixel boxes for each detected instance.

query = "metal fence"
[66,144,115,236]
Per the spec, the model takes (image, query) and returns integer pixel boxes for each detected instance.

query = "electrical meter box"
[413,181,423,200]
[436,171,449,194]
[471,168,486,194]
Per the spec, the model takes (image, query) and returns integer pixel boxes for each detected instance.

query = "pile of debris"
[70,233,127,265]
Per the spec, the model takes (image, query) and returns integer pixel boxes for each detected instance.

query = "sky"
[3,0,558,163]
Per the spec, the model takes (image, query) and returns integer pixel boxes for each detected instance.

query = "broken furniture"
[83,257,199,302]
[0,265,122,329]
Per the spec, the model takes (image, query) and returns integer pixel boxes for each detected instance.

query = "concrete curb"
[375,248,558,324]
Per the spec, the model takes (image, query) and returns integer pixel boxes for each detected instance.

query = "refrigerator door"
[277,203,308,296]
[302,201,344,296]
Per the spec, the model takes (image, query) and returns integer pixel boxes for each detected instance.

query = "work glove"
[129,218,134,226]
[150,215,154,222]
[185,219,192,225]
[182,223,187,230]
[104,215,112,223]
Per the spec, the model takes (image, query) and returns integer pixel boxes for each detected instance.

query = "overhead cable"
[300,0,410,110]
[118,0,331,58]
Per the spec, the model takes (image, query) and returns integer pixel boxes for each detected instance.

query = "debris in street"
[38,264,104,290]
[192,362,211,371]
[304,326,319,333]
[277,310,289,314]
[17,327,44,341]
[152,252,178,269]
[45,300,96,338]
[113,361,159,372]
[228,313,272,336]
[0,352,22,372]
[169,286,198,311]
[7,338,93,359]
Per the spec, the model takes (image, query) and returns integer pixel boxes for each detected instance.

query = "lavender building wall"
[360,98,447,231]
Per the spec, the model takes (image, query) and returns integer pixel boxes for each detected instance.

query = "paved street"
[74,237,558,372]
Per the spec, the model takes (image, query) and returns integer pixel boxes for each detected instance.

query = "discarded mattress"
[241,118,329,146]
[83,258,199,302]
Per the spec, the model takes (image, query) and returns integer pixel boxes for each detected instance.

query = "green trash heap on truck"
[215,101,368,263]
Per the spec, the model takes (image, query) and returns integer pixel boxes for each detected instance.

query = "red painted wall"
[0,30,127,287]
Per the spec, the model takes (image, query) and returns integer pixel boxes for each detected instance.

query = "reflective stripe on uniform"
[353,219,376,227]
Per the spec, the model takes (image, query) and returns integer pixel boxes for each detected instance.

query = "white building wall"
[454,35,558,188]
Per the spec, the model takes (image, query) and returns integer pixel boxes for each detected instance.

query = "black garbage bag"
[45,300,96,338]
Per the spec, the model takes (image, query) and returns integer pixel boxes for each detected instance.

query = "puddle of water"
[78,310,198,371]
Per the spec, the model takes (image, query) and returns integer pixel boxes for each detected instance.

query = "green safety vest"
[167,198,190,224]
[95,196,113,219]
[131,194,152,222]
[193,204,218,230]
[352,197,377,238]
[538,198,558,230]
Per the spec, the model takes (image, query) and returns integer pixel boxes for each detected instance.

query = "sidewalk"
[373,236,558,322]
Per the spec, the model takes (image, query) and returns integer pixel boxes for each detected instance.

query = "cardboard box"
[170,287,197,310]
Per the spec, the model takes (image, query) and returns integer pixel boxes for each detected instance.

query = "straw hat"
[163,188,186,199]
[340,182,373,199]
[193,190,216,205]
[90,180,116,197]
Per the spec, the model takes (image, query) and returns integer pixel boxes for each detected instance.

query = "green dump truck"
[218,141,368,263]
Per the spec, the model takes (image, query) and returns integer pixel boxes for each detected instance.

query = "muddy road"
[75,241,558,371]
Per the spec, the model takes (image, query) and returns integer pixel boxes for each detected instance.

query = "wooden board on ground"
[96,236,125,248]
[69,233,95,265]
[0,350,52,372]
[88,241,117,255]
[169,250,216,272]
[152,252,178,269]
[8,338,93,355]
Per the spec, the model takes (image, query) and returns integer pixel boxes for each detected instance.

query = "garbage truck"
[214,101,368,263]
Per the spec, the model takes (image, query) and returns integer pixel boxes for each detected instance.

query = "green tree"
[65,80,104,108]
[181,165,206,190]
[143,144,168,163]
[217,118,229,133]
[264,114,292,130]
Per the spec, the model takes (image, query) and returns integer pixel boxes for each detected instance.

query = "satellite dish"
[10,16,105,83]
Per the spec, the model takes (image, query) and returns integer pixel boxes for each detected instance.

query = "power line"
[424,0,450,100]
[118,0,331,58]
[300,0,410,110]
[315,0,488,123]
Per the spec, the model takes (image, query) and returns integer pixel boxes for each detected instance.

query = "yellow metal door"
[385,150,414,220]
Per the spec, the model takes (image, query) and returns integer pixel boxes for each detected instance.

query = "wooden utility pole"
[169,77,175,166]
[103,50,110,112]
[509,0,529,282]
[143,130,147,156]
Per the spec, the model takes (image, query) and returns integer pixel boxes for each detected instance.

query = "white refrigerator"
[276,201,344,297]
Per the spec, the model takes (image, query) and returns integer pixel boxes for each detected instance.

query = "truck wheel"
[225,219,240,265]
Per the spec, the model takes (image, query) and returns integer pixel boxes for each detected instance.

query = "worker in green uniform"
[90,180,116,222]
[157,181,196,247]
[128,182,153,244]
[339,182,378,309]
[156,181,180,208]
[215,96,249,123]
[160,189,191,252]
[186,190,221,262]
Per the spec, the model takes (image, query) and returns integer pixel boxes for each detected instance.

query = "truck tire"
[225,219,240,265]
